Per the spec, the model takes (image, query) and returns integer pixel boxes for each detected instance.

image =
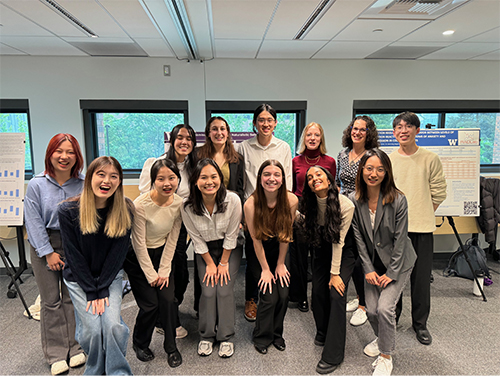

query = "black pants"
[288,221,312,303]
[396,232,433,331]
[244,230,260,302]
[247,237,289,349]
[312,228,357,366]
[351,257,366,307]
[124,246,178,354]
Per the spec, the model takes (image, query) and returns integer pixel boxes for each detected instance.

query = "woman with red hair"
[25,133,86,375]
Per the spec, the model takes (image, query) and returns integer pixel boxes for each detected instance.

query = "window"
[81,100,188,175]
[0,99,34,177]
[206,101,307,156]
[353,100,500,171]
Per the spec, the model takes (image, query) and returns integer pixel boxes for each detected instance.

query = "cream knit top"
[131,192,183,284]
[390,147,447,233]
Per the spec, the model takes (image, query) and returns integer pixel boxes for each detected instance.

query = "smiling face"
[260,164,283,194]
[196,164,221,198]
[307,167,330,198]
[174,128,194,160]
[50,140,76,178]
[362,156,386,189]
[154,166,178,199]
[254,110,277,139]
[351,119,368,148]
[208,119,228,147]
[393,119,420,147]
[91,164,121,208]
[304,125,322,151]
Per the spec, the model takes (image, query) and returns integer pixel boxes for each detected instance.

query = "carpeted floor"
[1,256,499,380]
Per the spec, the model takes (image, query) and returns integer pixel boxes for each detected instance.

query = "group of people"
[24,104,447,377]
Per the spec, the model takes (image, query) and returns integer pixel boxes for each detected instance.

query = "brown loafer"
[244,299,257,322]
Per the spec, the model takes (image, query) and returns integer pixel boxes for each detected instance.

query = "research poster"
[0,133,25,226]
[378,128,481,217]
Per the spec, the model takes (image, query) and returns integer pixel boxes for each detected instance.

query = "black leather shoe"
[167,349,182,368]
[298,300,309,312]
[316,360,339,375]
[273,341,286,351]
[254,345,267,354]
[133,344,154,362]
[415,329,432,345]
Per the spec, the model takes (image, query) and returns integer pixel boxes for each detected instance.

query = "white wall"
[1,55,499,265]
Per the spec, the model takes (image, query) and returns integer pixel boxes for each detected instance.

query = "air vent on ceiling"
[381,0,446,15]
[361,0,470,19]
[39,0,98,38]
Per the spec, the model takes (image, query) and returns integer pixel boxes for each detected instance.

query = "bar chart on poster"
[0,133,25,226]
[378,128,481,217]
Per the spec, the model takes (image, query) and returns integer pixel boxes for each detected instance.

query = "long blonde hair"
[79,156,132,238]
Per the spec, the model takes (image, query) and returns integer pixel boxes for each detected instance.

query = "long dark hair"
[298,166,342,246]
[341,115,380,150]
[184,158,228,216]
[355,148,403,205]
[197,116,240,163]
[166,124,198,177]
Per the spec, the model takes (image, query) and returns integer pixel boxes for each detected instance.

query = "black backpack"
[443,238,490,280]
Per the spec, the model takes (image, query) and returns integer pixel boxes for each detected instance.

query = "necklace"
[349,149,365,166]
[305,154,321,165]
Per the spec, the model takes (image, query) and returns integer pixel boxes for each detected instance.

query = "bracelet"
[219,263,228,267]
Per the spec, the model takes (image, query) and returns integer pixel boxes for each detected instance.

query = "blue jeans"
[64,270,132,376]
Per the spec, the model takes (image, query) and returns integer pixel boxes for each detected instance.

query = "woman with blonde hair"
[244,159,298,354]
[289,122,336,311]
[59,156,134,376]
[25,133,85,375]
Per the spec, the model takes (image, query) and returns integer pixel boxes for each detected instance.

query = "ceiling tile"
[313,40,390,59]
[257,39,326,59]
[332,19,429,42]
[99,0,161,38]
[470,49,500,61]
[214,39,260,59]
[0,3,54,36]
[464,27,500,43]
[212,1,276,39]
[133,37,176,57]
[419,42,500,60]
[0,36,87,56]
[0,42,27,55]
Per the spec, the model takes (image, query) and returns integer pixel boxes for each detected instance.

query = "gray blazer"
[349,193,416,282]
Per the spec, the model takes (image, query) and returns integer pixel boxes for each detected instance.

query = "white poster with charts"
[0,133,25,226]
[378,128,480,217]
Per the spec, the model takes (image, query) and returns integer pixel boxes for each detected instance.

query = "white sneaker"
[218,341,234,358]
[372,355,393,376]
[176,326,188,339]
[350,307,367,326]
[51,360,69,376]
[198,340,213,356]
[364,338,380,357]
[346,298,359,312]
[69,352,86,368]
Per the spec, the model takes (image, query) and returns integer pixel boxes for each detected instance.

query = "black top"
[58,200,132,301]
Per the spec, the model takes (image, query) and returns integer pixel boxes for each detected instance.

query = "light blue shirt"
[24,172,84,258]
